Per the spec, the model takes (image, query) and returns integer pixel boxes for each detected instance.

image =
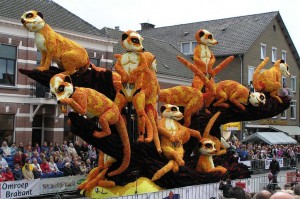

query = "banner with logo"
[0,179,40,199]
[265,158,284,169]
[40,175,86,194]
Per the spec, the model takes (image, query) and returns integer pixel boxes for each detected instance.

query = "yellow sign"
[222,122,241,131]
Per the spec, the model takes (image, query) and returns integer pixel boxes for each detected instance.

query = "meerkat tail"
[107,117,131,177]
[203,111,221,138]
[253,57,269,91]
[177,55,214,95]
[211,56,234,77]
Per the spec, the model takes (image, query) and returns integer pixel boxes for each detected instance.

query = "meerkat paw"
[93,131,106,139]
[215,166,227,174]
[137,134,145,142]
[144,137,153,143]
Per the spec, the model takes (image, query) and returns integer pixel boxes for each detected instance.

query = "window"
[290,100,296,120]
[282,76,287,88]
[261,43,266,59]
[90,58,100,66]
[0,45,17,86]
[281,110,286,119]
[181,41,198,55]
[248,66,255,85]
[282,50,287,63]
[182,42,191,54]
[0,115,14,145]
[272,47,277,62]
[291,76,296,93]
[192,42,197,51]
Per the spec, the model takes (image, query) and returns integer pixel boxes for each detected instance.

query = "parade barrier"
[239,157,298,173]
[105,175,291,199]
[0,171,296,199]
[0,175,86,199]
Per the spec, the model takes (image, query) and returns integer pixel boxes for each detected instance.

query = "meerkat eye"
[208,35,212,39]
[26,13,34,18]
[260,94,265,100]
[57,85,65,93]
[205,143,212,148]
[171,107,177,112]
[131,38,140,44]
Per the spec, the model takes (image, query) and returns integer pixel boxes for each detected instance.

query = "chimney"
[115,26,120,31]
[140,22,155,30]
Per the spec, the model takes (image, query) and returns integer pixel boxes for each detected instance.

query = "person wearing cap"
[12,164,23,180]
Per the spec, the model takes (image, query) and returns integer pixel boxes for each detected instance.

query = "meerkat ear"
[160,105,166,114]
[64,75,72,84]
[122,33,128,41]
[280,59,285,63]
[199,30,205,38]
[37,11,43,19]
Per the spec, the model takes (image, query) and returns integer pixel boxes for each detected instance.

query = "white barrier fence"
[0,175,86,199]
[0,174,291,199]
[107,175,290,199]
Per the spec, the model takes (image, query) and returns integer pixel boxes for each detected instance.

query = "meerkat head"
[160,104,184,121]
[21,10,45,32]
[195,29,218,46]
[121,30,144,52]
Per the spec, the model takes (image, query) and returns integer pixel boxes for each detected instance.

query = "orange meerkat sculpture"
[151,104,201,181]
[114,30,153,143]
[143,52,161,152]
[197,112,227,174]
[114,51,161,152]
[21,10,89,75]
[214,80,266,110]
[159,62,214,127]
[252,57,291,103]
[49,74,130,177]
[190,29,234,90]
[177,53,234,110]
[78,152,116,191]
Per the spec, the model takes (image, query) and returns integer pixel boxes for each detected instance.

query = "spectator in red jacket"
[3,167,14,181]
[40,158,51,173]
[0,172,5,182]
[14,151,24,167]
[40,158,55,178]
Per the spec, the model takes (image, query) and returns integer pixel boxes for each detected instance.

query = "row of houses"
[0,0,299,146]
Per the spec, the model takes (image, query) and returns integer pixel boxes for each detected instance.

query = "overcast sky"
[53,0,300,53]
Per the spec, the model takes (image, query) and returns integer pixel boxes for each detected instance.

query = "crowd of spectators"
[0,140,98,182]
[218,183,300,199]
[228,141,299,167]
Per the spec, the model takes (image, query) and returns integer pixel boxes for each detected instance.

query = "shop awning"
[241,132,297,145]
[269,125,300,136]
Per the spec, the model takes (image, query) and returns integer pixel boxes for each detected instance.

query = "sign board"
[265,158,284,169]
[0,179,40,199]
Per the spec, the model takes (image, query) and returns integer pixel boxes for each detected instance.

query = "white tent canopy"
[241,132,297,145]
[269,125,300,136]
